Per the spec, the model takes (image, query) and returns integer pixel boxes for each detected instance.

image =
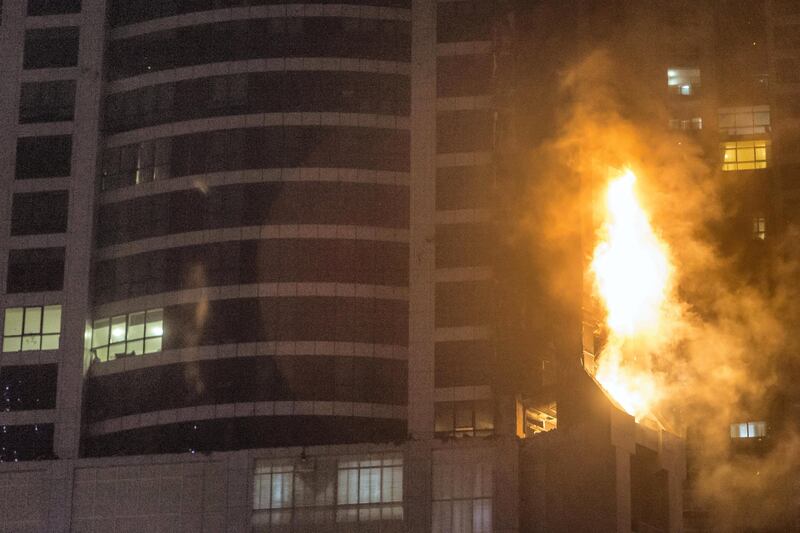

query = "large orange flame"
[590,170,673,421]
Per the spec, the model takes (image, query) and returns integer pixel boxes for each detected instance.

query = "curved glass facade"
[87,6,411,455]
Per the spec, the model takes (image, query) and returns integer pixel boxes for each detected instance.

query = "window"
[432,453,492,533]
[435,400,494,438]
[6,247,65,293]
[336,455,403,522]
[752,216,766,240]
[19,80,75,123]
[0,423,54,462]
[27,0,81,15]
[101,138,172,190]
[2,305,61,352]
[718,106,770,135]
[722,140,770,170]
[15,135,72,179]
[0,364,57,410]
[668,117,702,131]
[730,421,766,439]
[667,68,701,95]
[11,190,69,235]
[252,454,403,528]
[23,27,79,69]
[253,462,296,510]
[90,308,163,362]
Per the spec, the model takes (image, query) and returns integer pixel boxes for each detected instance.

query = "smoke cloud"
[519,46,800,530]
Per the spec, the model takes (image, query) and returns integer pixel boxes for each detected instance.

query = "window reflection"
[90,308,163,361]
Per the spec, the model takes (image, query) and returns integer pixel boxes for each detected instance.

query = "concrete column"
[54,0,106,459]
[408,0,437,440]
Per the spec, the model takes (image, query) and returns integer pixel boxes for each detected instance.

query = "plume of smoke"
[521,48,800,530]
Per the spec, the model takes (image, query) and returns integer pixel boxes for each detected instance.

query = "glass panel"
[126,339,144,356]
[108,342,126,359]
[144,336,162,353]
[42,305,61,334]
[435,402,454,434]
[110,315,127,343]
[92,318,109,348]
[3,337,21,352]
[24,307,42,334]
[4,308,24,336]
[474,400,494,433]
[127,311,145,340]
[21,335,41,351]
[146,308,163,337]
[94,346,108,362]
[41,334,59,350]
[455,403,474,433]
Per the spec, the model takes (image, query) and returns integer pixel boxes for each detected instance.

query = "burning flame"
[591,170,673,421]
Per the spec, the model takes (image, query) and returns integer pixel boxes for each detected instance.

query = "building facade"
[0,0,692,532]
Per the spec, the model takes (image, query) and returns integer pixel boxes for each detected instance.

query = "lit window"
[2,305,61,352]
[730,421,766,439]
[90,308,162,361]
[667,68,701,96]
[669,117,703,130]
[718,105,770,135]
[435,400,494,438]
[252,454,404,527]
[722,140,770,171]
[432,453,492,533]
[337,455,403,507]
[253,462,295,510]
[752,216,766,240]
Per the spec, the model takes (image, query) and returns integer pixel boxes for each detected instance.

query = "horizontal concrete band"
[105,112,410,148]
[96,225,410,261]
[88,341,409,377]
[111,4,411,41]
[93,282,409,318]
[107,58,410,94]
[87,401,407,436]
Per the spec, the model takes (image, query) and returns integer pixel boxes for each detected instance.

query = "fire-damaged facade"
[0,0,797,531]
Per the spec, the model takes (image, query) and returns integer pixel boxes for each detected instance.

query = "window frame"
[2,305,61,353]
[89,308,163,362]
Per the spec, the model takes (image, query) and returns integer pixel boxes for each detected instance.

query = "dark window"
[27,0,81,15]
[437,110,494,153]
[434,400,493,438]
[777,58,800,84]
[96,182,408,246]
[15,135,72,179]
[93,239,408,304]
[773,0,800,15]
[104,72,410,133]
[437,55,493,97]
[11,191,69,236]
[161,297,407,349]
[83,417,405,457]
[100,126,409,191]
[435,341,492,387]
[0,423,54,461]
[6,247,65,293]
[437,1,493,43]
[107,18,410,80]
[775,25,800,50]
[0,365,58,411]
[109,0,410,27]
[436,165,491,210]
[85,356,406,421]
[23,27,79,69]
[435,280,493,327]
[19,80,75,123]
[435,223,492,268]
